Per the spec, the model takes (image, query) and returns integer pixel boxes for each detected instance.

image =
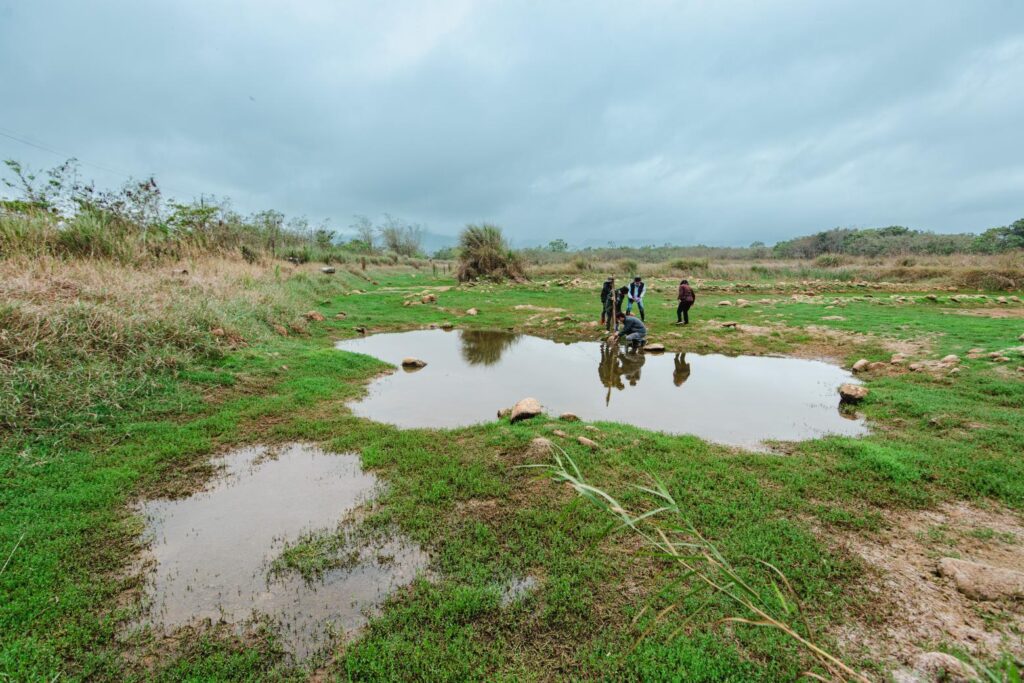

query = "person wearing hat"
[626,276,646,321]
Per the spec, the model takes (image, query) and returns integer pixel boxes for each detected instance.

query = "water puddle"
[134,443,427,659]
[337,329,867,448]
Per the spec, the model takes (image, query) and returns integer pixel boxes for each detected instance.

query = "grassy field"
[2,260,1023,681]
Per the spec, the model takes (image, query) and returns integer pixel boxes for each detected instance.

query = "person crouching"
[613,311,647,351]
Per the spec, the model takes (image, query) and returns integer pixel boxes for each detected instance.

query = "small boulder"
[320,266,336,274]
[335,312,347,320]
[440,322,454,330]
[577,436,599,450]
[559,413,580,422]
[910,652,978,683]
[852,359,870,372]
[821,315,846,321]
[528,437,554,457]
[938,557,1024,601]
[273,324,288,336]
[839,384,869,403]
[466,308,479,316]
[211,327,225,337]
[890,353,906,364]
[552,429,569,438]
[939,354,960,365]
[401,357,427,369]
[421,294,437,304]
[643,343,666,353]
[717,300,732,307]
[510,397,543,423]
[497,407,512,419]
[304,311,326,322]
[868,361,888,371]
[721,321,738,328]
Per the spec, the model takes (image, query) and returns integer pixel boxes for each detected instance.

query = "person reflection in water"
[672,353,691,387]
[598,342,625,393]
[620,348,646,386]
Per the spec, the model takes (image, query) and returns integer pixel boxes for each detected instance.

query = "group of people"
[599,275,697,349]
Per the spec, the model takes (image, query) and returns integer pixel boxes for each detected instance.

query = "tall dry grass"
[0,255,351,439]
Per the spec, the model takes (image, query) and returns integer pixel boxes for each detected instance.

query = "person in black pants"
[600,277,615,329]
[676,279,696,324]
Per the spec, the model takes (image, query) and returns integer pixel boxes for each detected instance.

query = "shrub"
[572,257,591,272]
[620,259,639,276]
[670,257,708,272]
[814,254,847,268]
[455,223,526,283]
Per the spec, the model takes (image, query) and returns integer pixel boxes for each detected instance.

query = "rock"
[497,407,512,419]
[939,354,960,364]
[1019,333,1024,342]
[335,312,347,320]
[852,359,870,372]
[273,324,288,336]
[211,327,225,337]
[868,362,888,371]
[304,311,325,322]
[821,315,846,321]
[510,397,543,423]
[355,326,367,335]
[925,294,938,301]
[466,308,479,316]
[968,347,983,354]
[559,413,579,422]
[528,437,554,457]
[996,356,1011,362]
[320,266,336,274]
[839,384,869,403]
[938,557,1024,600]
[908,362,924,371]
[890,353,907,364]
[643,343,666,353]
[911,651,979,683]
[552,429,569,438]
[401,357,427,369]
[721,321,738,328]
[717,300,732,306]
[421,294,437,304]
[440,322,454,330]
[577,436,598,449]
[584,426,601,433]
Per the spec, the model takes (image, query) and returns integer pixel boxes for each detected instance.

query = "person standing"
[676,279,696,324]
[626,276,646,321]
[600,277,615,329]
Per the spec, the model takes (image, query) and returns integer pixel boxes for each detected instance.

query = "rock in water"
[838,384,868,403]
[643,343,666,353]
[510,397,542,423]
[852,359,870,372]
[401,357,427,369]
[937,557,1024,600]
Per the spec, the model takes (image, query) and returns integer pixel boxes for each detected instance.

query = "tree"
[378,214,424,257]
[548,238,568,252]
[314,228,335,249]
[350,214,375,252]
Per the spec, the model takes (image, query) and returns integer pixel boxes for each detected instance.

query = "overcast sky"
[1,1,1022,246]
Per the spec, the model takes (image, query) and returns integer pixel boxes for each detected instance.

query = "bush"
[455,223,527,283]
[620,259,639,276]
[814,254,847,268]
[671,258,708,272]
[572,257,591,272]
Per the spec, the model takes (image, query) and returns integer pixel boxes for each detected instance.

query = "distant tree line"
[772,223,1024,258]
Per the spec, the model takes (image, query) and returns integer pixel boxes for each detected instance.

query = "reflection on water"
[460,329,519,366]
[134,444,428,658]
[337,329,868,448]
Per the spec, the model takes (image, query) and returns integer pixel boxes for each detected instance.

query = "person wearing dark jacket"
[600,277,615,329]
[676,279,696,324]
[615,286,629,316]
[614,312,647,350]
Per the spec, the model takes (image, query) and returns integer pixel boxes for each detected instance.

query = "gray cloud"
[1,0,1022,246]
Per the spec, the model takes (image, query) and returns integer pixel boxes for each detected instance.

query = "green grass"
[2,268,1023,680]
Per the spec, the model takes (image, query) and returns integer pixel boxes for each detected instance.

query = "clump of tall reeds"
[455,223,526,282]
[539,450,869,683]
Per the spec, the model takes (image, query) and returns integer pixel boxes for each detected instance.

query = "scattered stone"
[439,322,454,330]
[820,315,846,321]
[552,429,569,438]
[939,354,960,365]
[968,347,983,354]
[320,266,336,274]
[839,384,869,403]
[304,311,325,322]
[995,356,1011,362]
[890,353,907,364]
[643,343,666,353]
[528,437,554,457]
[868,362,888,371]
[909,652,979,683]
[510,397,543,423]
[355,326,367,335]
[466,308,479,316]
[335,312,347,320]
[273,324,288,336]
[938,557,1024,601]
[211,327,225,337]
[559,413,579,422]
[401,357,427,369]
[721,321,738,328]
[908,362,924,372]
[421,294,437,304]
[925,294,938,301]
[584,426,601,433]
[577,436,598,449]
[852,359,870,372]
[497,407,512,419]
[717,300,732,306]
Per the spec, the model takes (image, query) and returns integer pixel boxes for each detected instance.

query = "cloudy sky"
[1,1,1022,246]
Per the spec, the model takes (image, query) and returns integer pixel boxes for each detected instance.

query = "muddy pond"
[337,329,867,448]
[134,443,427,658]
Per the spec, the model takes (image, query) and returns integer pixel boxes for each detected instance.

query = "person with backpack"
[626,276,646,321]
[676,279,696,324]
